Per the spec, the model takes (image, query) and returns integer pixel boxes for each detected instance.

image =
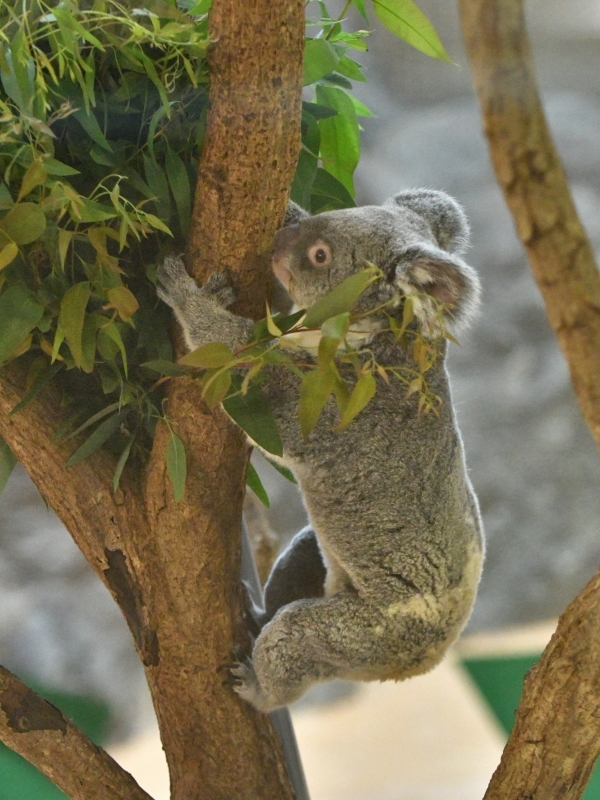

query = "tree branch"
[0,666,154,800]
[481,570,600,799]
[459,0,600,452]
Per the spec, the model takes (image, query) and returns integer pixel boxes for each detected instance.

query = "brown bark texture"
[482,570,600,800]
[0,666,153,800]
[0,0,304,798]
[459,0,600,452]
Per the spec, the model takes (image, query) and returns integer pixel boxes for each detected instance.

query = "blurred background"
[1,1,600,798]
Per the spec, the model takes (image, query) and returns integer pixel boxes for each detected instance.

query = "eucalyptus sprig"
[0,0,449,502]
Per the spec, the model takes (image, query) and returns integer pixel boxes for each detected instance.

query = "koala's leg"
[262,527,326,624]
[230,590,450,711]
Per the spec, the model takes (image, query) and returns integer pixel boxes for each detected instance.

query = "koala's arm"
[156,256,254,352]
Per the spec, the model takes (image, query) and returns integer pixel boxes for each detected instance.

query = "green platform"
[463,654,600,799]
[0,681,109,800]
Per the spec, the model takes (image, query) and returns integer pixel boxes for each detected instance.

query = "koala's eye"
[308,242,332,268]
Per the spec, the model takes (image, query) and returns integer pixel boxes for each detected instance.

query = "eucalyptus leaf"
[316,85,360,196]
[59,282,91,369]
[66,409,130,467]
[113,436,134,491]
[264,455,297,484]
[302,265,379,328]
[310,168,355,213]
[165,146,191,236]
[246,462,270,508]
[9,362,63,415]
[299,367,335,438]
[223,385,283,456]
[0,436,17,496]
[337,373,377,429]
[371,0,450,61]
[179,342,235,368]
[166,431,186,502]
[303,38,340,86]
[0,203,46,245]
[202,368,231,409]
[0,285,44,365]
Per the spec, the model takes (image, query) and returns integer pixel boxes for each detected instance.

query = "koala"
[156,189,484,712]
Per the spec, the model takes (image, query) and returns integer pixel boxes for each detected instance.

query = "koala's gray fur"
[156,189,484,712]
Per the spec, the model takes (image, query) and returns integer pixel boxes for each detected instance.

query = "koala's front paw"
[202,271,237,308]
[156,255,197,311]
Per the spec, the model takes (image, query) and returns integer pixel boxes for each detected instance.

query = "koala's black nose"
[273,224,301,256]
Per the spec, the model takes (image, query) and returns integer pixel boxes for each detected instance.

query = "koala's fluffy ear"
[284,201,310,228]
[387,188,470,255]
[394,243,481,334]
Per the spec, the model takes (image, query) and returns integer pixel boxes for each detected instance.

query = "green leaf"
[179,342,235,368]
[43,158,80,177]
[337,373,376,428]
[107,287,139,322]
[371,0,450,61]
[0,285,44,365]
[316,86,360,196]
[202,368,231,409]
[72,199,116,223]
[303,38,340,86]
[66,402,122,440]
[264,455,297,484]
[80,313,97,374]
[59,282,91,369]
[142,359,187,377]
[302,101,338,120]
[292,110,320,209]
[0,242,18,271]
[299,367,335,438]
[113,436,134,492]
[17,162,47,202]
[246,462,270,508]
[310,168,355,213]
[66,409,130,467]
[352,0,368,19]
[0,436,17,496]
[166,431,186,502]
[0,203,46,245]
[302,264,380,328]
[318,311,350,367]
[165,146,191,236]
[9,362,63,415]
[223,385,283,456]
[73,109,113,152]
[102,323,129,376]
[1,34,34,114]
[335,55,367,82]
[143,155,171,222]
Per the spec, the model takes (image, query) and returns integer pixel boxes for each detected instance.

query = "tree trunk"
[0,0,305,797]
[459,1,600,797]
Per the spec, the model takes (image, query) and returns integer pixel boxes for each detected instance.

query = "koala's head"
[273,189,480,334]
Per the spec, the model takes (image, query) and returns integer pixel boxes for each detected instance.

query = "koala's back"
[260,337,483,614]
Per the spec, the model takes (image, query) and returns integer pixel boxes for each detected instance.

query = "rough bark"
[459,0,600,452]
[0,666,153,800]
[482,570,600,799]
[0,0,304,798]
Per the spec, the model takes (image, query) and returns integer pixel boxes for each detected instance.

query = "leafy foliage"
[0,0,447,500]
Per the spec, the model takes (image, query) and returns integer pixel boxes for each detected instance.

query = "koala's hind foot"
[228,590,466,712]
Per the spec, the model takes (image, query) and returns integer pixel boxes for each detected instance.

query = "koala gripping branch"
[459,0,600,454]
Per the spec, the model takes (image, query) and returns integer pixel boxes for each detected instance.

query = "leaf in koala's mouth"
[302,264,380,328]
